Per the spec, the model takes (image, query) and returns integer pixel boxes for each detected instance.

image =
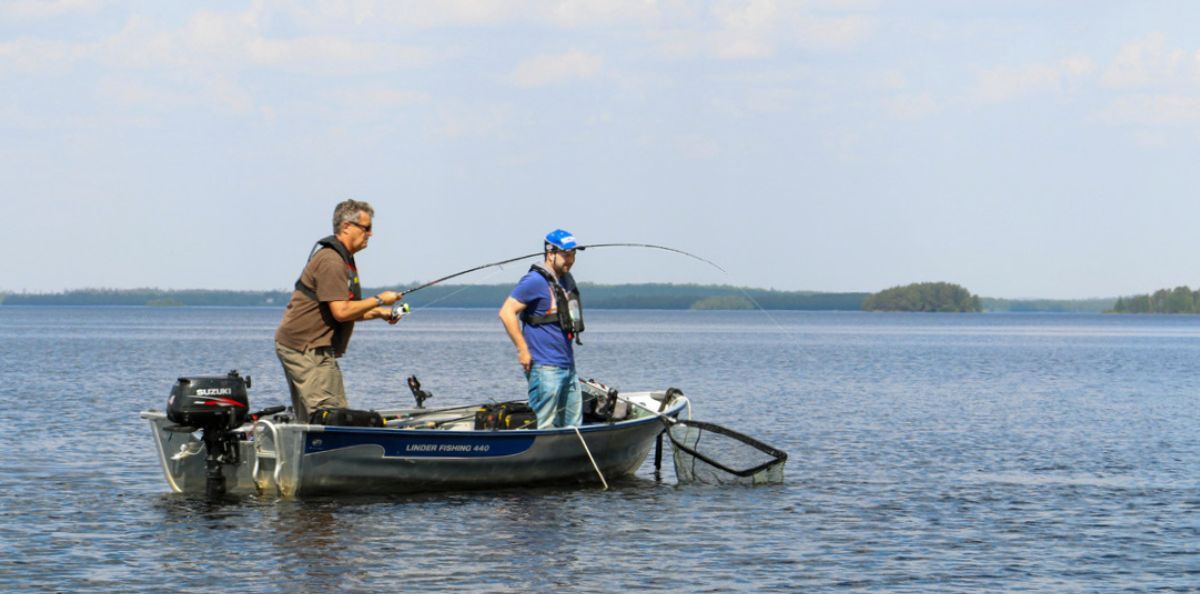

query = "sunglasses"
[347,221,372,233]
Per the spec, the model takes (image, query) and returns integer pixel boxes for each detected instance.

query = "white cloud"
[714,35,773,59]
[273,0,504,28]
[543,0,666,27]
[93,73,255,116]
[510,50,603,88]
[674,133,720,160]
[279,0,666,29]
[709,1,873,59]
[139,10,435,74]
[648,1,874,61]
[0,37,88,74]
[794,14,873,51]
[95,77,192,110]
[0,0,104,22]
[1059,55,1097,79]
[742,88,804,113]
[974,63,1063,103]
[972,56,1094,104]
[1101,32,1189,89]
[434,102,513,140]
[0,7,446,126]
[6,9,438,76]
[1090,35,1200,127]
[330,88,430,111]
[1098,94,1200,126]
[883,93,938,120]
[93,15,177,70]
[204,76,256,115]
[875,69,909,92]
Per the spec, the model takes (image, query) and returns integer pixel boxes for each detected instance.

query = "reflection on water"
[1,307,1199,593]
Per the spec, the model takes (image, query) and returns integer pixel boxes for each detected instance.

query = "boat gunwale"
[140,392,688,438]
[293,395,686,437]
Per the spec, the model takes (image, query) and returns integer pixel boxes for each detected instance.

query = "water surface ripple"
[0,307,1197,593]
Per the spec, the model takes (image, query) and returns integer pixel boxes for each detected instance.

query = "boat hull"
[142,391,685,497]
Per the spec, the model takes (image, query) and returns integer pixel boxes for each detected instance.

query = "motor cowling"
[167,370,251,431]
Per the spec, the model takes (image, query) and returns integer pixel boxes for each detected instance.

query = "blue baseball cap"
[544,229,578,251]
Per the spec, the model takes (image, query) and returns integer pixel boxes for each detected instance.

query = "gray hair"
[332,199,374,234]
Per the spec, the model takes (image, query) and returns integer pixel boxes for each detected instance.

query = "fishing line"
[397,243,725,297]
[575,243,726,273]
[731,284,794,337]
[589,245,794,338]
[399,251,542,296]
[405,264,512,312]
[579,244,799,339]
[392,242,798,339]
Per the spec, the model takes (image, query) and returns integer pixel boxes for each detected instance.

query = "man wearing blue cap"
[499,229,585,428]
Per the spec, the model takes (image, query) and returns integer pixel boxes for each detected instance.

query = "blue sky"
[3,1,1199,299]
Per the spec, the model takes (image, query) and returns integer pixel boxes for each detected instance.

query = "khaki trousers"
[274,341,348,422]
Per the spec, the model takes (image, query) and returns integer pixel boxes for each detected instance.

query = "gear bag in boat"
[309,408,385,427]
[475,402,537,430]
[581,379,631,423]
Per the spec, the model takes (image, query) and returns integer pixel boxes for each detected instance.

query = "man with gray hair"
[274,199,403,421]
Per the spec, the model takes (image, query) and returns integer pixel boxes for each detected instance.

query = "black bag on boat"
[581,379,631,423]
[309,408,385,427]
[475,402,537,430]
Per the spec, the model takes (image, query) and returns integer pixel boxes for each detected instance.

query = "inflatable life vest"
[294,235,362,302]
[523,263,585,345]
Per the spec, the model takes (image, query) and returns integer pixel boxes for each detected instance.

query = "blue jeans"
[527,365,581,428]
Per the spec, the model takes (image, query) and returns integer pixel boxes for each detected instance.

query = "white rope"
[573,426,608,490]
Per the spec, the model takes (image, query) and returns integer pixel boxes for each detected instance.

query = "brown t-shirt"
[274,249,357,356]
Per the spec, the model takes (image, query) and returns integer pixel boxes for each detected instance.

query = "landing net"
[666,419,787,485]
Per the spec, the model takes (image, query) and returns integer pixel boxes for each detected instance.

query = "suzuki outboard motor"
[167,370,251,498]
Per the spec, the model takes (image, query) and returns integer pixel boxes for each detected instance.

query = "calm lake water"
[0,306,1198,593]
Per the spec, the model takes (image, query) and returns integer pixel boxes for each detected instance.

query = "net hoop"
[664,419,788,478]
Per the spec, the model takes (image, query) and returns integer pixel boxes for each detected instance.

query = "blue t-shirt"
[511,270,574,368]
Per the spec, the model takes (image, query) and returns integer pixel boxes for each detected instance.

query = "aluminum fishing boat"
[141,377,688,497]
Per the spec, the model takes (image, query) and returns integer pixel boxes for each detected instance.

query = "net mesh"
[667,420,787,485]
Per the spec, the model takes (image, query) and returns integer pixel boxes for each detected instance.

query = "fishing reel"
[389,302,411,321]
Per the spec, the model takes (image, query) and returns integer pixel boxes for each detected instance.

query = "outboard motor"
[167,370,251,498]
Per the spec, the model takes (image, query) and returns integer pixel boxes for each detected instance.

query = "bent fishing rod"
[397,243,725,297]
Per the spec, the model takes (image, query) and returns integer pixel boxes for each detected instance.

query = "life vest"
[294,235,362,302]
[523,263,585,345]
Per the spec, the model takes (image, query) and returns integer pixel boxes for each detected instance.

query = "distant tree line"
[862,282,981,312]
[0,288,286,307]
[1111,286,1200,314]
[982,297,1114,313]
[3,283,1144,314]
[0,285,871,311]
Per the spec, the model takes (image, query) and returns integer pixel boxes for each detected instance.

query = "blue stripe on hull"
[306,429,536,458]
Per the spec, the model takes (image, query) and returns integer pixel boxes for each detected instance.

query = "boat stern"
[140,410,259,495]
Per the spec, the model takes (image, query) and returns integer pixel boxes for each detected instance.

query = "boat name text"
[405,443,491,453]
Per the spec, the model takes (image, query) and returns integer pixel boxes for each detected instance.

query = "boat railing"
[252,419,284,493]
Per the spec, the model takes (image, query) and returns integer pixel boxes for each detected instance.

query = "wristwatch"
[373,296,384,307]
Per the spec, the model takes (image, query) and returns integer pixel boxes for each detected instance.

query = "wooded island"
[1111,286,1200,314]
[862,282,982,312]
